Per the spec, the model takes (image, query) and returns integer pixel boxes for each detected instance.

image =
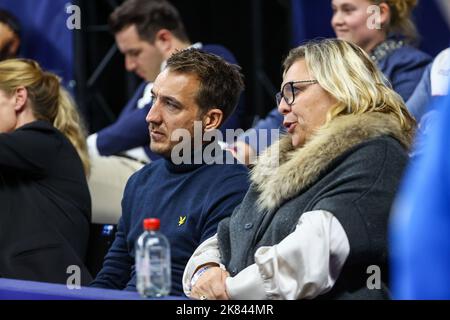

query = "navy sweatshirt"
[91,149,249,295]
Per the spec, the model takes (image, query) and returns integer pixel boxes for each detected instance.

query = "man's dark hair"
[0,9,21,37]
[166,48,245,123]
[109,0,189,43]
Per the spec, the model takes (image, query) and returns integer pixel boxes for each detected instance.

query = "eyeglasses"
[275,80,318,106]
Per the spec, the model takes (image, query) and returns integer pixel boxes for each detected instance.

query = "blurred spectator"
[407,47,450,158]
[407,47,450,121]
[331,0,431,101]
[0,9,20,60]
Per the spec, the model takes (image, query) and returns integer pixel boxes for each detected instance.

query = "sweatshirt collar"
[164,140,223,173]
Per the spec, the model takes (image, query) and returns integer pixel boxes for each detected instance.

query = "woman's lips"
[283,121,297,134]
[335,29,349,36]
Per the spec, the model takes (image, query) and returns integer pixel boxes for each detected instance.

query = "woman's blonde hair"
[0,59,90,176]
[283,38,416,143]
[373,0,419,43]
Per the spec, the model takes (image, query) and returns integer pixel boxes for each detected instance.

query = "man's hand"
[190,266,230,300]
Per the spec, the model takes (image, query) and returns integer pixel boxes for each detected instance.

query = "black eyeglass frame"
[276,80,318,106]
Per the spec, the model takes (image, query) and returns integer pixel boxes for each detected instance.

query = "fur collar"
[251,112,411,212]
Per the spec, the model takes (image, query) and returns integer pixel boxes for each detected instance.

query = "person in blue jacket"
[87,0,246,224]
[232,0,431,164]
[91,48,250,296]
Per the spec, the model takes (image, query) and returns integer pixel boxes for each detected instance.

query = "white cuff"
[225,264,268,300]
[87,133,100,157]
[431,48,450,96]
[182,235,222,296]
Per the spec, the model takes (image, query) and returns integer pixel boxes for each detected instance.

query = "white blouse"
[183,210,350,300]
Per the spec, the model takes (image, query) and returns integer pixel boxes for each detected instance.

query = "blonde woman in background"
[331,0,431,101]
[183,39,415,300]
[0,59,92,285]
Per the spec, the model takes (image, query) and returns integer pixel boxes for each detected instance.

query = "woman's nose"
[278,99,291,115]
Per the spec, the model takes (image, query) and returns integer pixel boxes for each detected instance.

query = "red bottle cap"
[143,218,160,231]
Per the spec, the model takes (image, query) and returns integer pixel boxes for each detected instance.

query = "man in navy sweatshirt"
[87,0,247,224]
[91,49,250,296]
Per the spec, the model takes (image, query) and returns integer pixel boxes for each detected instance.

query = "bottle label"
[137,253,151,287]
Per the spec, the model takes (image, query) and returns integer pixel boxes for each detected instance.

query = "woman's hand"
[190,266,230,300]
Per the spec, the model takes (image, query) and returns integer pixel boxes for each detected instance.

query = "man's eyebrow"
[164,95,182,106]
[151,89,183,107]
[125,48,140,54]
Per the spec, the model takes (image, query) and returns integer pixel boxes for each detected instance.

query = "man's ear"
[154,29,173,55]
[14,86,28,112]
[203,108,224,131]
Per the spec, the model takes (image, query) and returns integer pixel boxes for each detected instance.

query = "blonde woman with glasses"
[0,59,92,285]
[183,39,415,300]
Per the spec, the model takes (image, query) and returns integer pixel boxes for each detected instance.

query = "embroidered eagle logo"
[178,216,187,226]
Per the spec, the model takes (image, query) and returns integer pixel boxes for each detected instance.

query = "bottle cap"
[143,218,160,231]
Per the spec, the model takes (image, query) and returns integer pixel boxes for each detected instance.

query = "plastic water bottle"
[135,218,171,298]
